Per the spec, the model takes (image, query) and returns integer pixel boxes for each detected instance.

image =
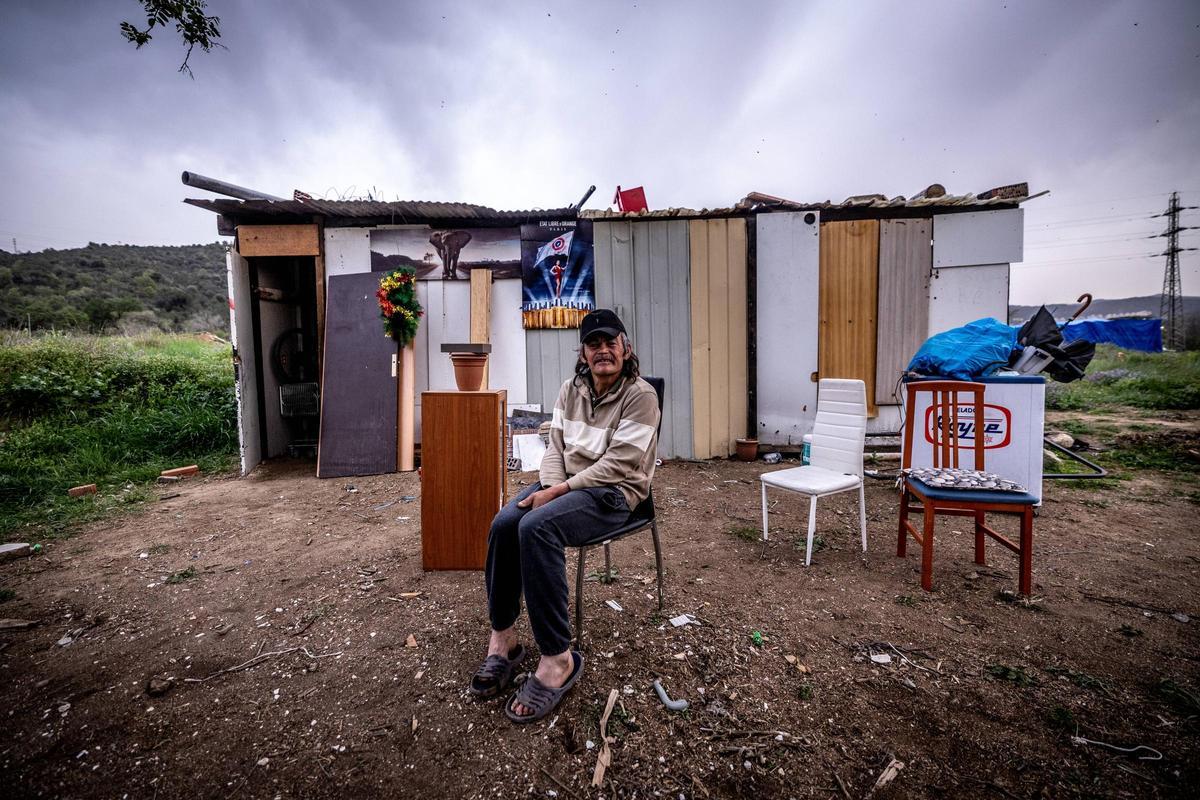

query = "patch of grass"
[1077,497,1110,509]
[164,565,197,584]
[1046,666,1115,698]
[727,525,759,542]
[148,543,170,556]
[1153,679,1200,716]
[585,566,620,584]
[798,683,814,701]
[895,595,919,608]
[1046,705,1077,731]
[1103,434,1199,473]
[986,664,1037,686]
[1046,346,1200,412]
[0,334,237,538]
[0,588,15,603]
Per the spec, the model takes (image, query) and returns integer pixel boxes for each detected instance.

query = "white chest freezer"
[902,375,1045,503]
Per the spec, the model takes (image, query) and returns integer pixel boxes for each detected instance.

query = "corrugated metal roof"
[183,197,578,222]
[582,183,1046,219]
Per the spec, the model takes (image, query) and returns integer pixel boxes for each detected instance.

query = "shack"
[184,174,1040,475]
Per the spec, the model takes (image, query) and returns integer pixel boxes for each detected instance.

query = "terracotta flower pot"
[449,352,488,391]
[735,437,759,462]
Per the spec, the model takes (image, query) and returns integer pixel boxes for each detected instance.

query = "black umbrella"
[1012,294,1096,383]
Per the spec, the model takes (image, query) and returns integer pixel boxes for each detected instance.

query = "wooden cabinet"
[420,390,507,570]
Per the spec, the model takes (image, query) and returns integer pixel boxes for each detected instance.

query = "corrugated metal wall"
[593,220,693,459]
[689,218,748,458]
[875,218,931,404]
[525,329,578,412]
[819,219,879,417]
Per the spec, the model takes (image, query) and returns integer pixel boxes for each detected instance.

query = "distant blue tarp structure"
[906,318,1018,380]
[1061,318,1162,352]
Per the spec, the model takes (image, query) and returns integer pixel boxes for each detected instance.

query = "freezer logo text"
[923,403,1011,449]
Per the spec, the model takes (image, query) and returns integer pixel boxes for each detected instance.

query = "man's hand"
[518,482,569,510]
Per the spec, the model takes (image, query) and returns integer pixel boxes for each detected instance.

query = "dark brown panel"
[316,273,398,478]
[421,391,506,570]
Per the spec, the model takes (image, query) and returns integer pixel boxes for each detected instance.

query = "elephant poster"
[519,220,594,329]
[370,226,521,280]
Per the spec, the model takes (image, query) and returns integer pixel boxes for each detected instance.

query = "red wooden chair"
[898,381,1036,595]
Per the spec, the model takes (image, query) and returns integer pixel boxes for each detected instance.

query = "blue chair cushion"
[906,476,1037,506]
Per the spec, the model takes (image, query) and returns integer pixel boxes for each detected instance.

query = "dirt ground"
[2,432,1198,799]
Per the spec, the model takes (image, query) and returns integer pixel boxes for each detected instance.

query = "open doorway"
[247,255,319,459]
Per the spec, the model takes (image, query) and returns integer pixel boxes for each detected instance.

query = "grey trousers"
[485,482,631,655]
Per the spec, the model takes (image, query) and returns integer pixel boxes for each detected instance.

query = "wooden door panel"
[819,219,879,416]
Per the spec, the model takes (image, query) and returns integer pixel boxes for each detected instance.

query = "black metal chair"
[573,376,665,649]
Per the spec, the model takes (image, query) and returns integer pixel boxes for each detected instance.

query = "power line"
[1015,252,1162,268]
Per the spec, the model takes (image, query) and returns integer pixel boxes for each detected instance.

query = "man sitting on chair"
[469,309,660,723]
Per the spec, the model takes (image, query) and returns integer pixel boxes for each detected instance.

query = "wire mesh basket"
[279,382,319,418]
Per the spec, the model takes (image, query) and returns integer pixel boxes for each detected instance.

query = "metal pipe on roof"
[181,171,284,202]
[573,185,596,210]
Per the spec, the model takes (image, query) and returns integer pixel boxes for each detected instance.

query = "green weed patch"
[0,333,237,538]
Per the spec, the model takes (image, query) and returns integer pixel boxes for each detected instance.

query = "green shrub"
[1046,346,1200,411]
[0,334,237,537]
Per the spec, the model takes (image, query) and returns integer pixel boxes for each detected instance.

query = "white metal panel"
[227,247,261,474]
[324,227,371,283]
[927,263,1010,337]
[413,281,471,442]
[756,211,820,446]
[866,406,902,435]
[932,209,1024,268]
[525,330,578,413]
[488,279,527,405]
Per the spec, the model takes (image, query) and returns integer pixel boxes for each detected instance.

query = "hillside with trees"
[0,242,228,333]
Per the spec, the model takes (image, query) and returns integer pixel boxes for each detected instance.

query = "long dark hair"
[574,333,640,386]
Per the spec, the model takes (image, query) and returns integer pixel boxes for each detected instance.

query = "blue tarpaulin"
[1061,318,1162,352]
[906,318,1018,380]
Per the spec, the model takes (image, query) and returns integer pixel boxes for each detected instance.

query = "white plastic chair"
[760,379,868,565]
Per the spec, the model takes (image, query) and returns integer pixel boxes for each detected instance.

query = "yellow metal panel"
[687,218,750,458]
[726,219,749,448]
[707,220,730,457]
[689,220,711,459]
[819,219,880,416]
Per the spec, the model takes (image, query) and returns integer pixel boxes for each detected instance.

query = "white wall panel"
[933,209,1024,268]
[488,278,527,405]
[324,227,371,282]
[413,280,471,442]
[227,248,261,474]
[927,263,1010,336]
[755,211,820,446]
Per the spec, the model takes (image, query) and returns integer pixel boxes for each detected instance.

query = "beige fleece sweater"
[538,375,660,508]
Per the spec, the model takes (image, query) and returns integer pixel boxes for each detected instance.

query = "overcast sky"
[2,0,1198,304]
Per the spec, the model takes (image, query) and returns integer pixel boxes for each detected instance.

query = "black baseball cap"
[580,308,626,343]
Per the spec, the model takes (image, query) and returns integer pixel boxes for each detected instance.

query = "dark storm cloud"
[1,0,1197,301]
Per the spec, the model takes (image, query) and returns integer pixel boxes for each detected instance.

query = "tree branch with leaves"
[120,0,223,78]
